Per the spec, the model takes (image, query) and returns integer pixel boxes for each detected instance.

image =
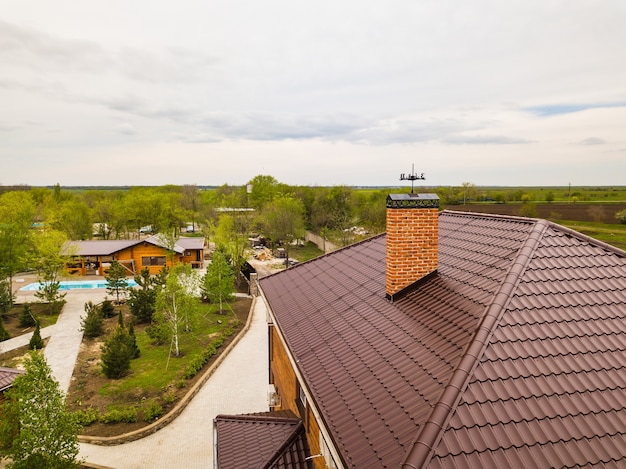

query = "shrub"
[74,408,99,426]
[616,209,626,224]
[143,400,163,422]
[99,407,137,424]
[163,391,177,405]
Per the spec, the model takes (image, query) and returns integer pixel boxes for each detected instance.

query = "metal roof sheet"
[214,412,312,469]
[260,210,626,468]
[0,366,24,392]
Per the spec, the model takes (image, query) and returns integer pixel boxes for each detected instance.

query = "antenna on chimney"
[399,164,425,193]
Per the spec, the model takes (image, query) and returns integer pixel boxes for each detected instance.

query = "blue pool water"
[21,279,138,291]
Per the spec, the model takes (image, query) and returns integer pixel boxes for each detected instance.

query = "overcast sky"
[2,1,626,188]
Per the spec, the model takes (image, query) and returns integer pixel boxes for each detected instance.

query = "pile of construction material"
[253,246,274,261]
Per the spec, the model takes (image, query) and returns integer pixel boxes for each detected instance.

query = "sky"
[1,1,626,188]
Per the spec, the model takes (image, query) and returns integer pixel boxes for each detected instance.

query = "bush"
[0,279,13,316]
[99,407,137,424]
[143,400,163,422]
[616,209,626,224]
[74,408,99,426]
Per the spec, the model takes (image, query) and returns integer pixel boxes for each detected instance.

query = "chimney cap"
[386,193,439,209]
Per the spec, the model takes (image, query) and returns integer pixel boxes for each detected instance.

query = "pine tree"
[101,325,133,379]
[19,303,37,328]
[100,298,116,318]
[0,351,81,468]
[80,301,104,338]
[128,268,157,324]
[105,261,128,304]
[0,317,9,341]
[29,322,44,350]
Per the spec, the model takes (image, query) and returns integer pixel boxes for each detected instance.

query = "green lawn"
[290,241,324,262]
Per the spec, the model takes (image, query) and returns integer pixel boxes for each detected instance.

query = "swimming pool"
[20,279,138,291]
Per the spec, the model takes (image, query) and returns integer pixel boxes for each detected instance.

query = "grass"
[98,304,238,399]
[290,241,324,262]
[559,220,626,251]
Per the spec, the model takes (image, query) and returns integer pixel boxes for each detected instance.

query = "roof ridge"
[400,219,550,469]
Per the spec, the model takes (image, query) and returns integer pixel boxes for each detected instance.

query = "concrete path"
[44,291,109,393]
[78,297,269,468]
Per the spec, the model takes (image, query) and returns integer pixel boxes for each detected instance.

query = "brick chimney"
[386,193,439,300]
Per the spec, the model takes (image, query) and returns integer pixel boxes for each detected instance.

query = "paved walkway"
[79,298,268,468]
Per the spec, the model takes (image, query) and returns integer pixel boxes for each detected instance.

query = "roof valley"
[400,219,550,469]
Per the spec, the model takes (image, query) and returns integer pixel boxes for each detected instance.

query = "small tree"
[19,303,37,328]
[33,229,69,314]
[615,209,626,224]
[105,261,128,304]
[100,325,133,379]
[0,279,15,317]
[128,268,158,324]
[0,351,81,468]
[80,301,104,338]
[100,298,116,318]
[0,318,9,341]
[202,248,235,314]
[151,264,200,358]
[29,323,44,350]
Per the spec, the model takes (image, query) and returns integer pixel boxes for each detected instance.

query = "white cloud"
[1,1,625,186]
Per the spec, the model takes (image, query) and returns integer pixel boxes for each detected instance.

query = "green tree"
[80,301,104,338]
[518,202,538,218]
[48,197,92,240]
[263,196,306,266]
[29,323,44,350]
[100,324,133,379]
[19,303,37,328]
[247,175,282,209]
[105,261,129,304]
[0,279,13,316]
[128,268,158,324]
[0,351,81,468]
[0,191,36,298]
[151,264,200,358]
[33,229,68,313]
[615,209,626,224]
[0,318,9,341]
[202,248,235,314]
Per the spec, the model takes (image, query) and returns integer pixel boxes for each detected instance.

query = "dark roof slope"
[260,211,626,468]
[214,411,312,469]
[427,222,626,468]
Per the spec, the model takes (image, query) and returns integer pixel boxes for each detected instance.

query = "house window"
[185,250,191,256]
[295,380,307,421]
[142,256,166,266]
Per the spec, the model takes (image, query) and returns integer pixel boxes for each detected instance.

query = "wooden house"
[64,235,205,276]
[216,193,626,468]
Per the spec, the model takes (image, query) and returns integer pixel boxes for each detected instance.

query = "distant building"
[64,235,205,276]
[216,193,626,468]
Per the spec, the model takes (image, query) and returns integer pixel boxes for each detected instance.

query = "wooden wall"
[270,325,331,469]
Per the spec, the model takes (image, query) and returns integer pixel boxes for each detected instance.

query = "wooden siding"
[270,325,331,469]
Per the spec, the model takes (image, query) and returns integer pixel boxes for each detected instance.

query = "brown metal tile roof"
[65,236,203,257]
[214,411,312,469]
[260,211,626,468]
[0,366,24,392]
